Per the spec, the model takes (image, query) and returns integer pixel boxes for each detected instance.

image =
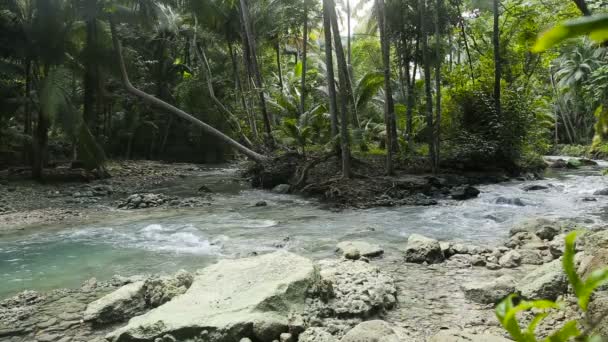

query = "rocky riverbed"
[2,217,607,342]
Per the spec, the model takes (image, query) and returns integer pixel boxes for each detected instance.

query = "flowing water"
[2,158,608,298]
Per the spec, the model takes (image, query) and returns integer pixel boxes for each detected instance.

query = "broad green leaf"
[533,14,608,52]
[563,231,583,300]
[579,268,608,311]
[527,312,549,336]
[294,62,303,78]
[545,320,580,341]
[496,295,525,341]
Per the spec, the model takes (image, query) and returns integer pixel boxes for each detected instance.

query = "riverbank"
[2,218,607,342]
[0,160,233,236]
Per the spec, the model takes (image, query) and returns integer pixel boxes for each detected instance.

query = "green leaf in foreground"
[533,14,608,52]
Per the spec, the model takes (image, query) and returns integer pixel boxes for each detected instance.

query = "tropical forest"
[2,0,608,341]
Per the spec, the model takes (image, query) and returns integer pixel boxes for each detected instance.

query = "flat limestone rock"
[340,320,400,342]
[336,241,384,259]
[83,281,146,324]
[429,330,512,341]
[106,251,316,342]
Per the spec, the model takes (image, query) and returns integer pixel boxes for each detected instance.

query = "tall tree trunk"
[230,42,259,140]
[300,2,309,116]
[347,0,351,67]
[328,0,352,178]
[110,19,267,164]
[239,0,273,146]
[275,38,284,91]
[434,0,443,172]
[23,59,32,164]
[375,0,395,175]
[456,4,475,83]
[420,0,435,172]
[84,19,98,135]
[493,0,501,117]
[32,110,48,180]
[323,0,339,141]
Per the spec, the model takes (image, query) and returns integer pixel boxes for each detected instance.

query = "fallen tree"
[109,19,268,165]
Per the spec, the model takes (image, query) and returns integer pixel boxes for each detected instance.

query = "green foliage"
[553,144,589,157]
[496,232,608,342]
[534,14,608,52]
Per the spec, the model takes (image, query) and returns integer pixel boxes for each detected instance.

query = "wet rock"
[83,281,146,324]
[495,197,525,206]
[272,184,290,194]
[582,197,597,202]
[566,158,582,169]
[340,320,399,342]
[404,234,444,264]
[118,193,169,209]
[594,188,608,196]
[579,158,598,166]
[517,259,568,300]
[107,251,315,342]
[428,329,512,341]
[523,184,549,191]
[198,185,213,193]
[498,250,521,268]
[255,201,268,207]
[549,159,567,168]
[336,241,383,260]
[461,275,516,304]
[298,328,338,342]
[509,218,569,241]
[450,185,480,200]
[80,278,98,292]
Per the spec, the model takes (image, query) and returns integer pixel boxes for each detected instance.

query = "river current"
[1,157,608,298]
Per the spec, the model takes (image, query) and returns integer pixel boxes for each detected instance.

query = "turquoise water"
[2,161,608,298]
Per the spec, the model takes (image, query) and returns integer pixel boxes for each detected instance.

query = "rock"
[461,275,516,304]
[340,320,399,342]
[588,290,608,338]
[518,249,544,265]
[311,259,397,319]
[495,197,525,206]
[549,159,567,168]
[517,259,568,300]
[298,328,338,342]
[450,185,480,200]
[336,241,384,260]
[509,218,568,241]
[594,188,608,196]
[107,251,315,342]
[143,270,194,308]
[582,197,597,202]
[272,184,290,194]
[428,329,512,341]
[579,158,598,166]
[83,281,146,324]
[255,201,268,207]
[279,332,293,342]
[566,158,582,168]
[81,277,98,292]
[403,234,444,264]
[486,262,501,270]
[498,250,521,268]
[523,184,549,191]
[579,248,608,280]
[198,185,213,193]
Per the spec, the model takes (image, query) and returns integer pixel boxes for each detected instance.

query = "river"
[1,157,608,298]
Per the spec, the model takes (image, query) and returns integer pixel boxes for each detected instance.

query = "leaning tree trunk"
[375,0,395,175]
[300,1,308,116]
[323,0,339,141]
[239,0,273,147]
[420,0,435,173]
[328,0,352,178]
[493,0,501,118]
[109,20,266,164]
[275,38,284,91]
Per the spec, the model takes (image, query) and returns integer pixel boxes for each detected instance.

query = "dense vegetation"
[1,0,607,179]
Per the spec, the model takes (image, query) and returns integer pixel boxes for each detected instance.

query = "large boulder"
[516,259,568,300]
[310,259,397,319]
[340,320,399,342]
[450,186,480,200]
[461,275,516,304]
[588,290,608,339]
[106,251,316,342]
[83,281,146,325]
[404,234,444,264]
[298,328,338,342]
[336,241,384,260]
[498,250,522,268]
[428,330,512,342]
[509,218,568,241]
[143,270,194,307]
